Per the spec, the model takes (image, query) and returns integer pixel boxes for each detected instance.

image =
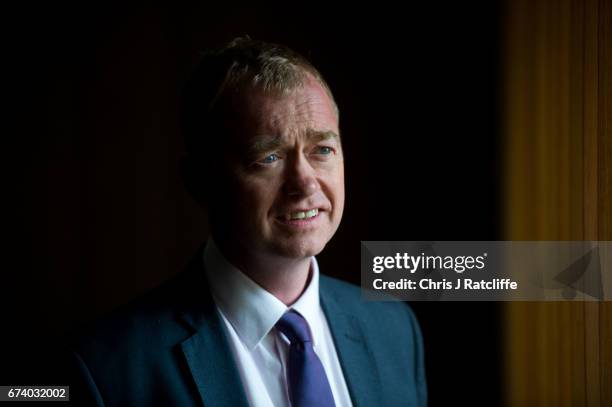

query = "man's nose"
[282,153,319,197]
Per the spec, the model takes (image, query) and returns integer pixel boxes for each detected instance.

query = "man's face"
[211,74,344,262]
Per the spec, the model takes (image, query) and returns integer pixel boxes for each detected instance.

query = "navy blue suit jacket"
[70,251,426,406]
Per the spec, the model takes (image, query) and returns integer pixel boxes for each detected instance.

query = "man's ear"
[179,155,209,206]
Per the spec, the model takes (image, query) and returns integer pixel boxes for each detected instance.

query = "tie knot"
[276,310,312,344]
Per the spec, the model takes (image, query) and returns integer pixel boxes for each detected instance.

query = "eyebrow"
[248,130,340,155]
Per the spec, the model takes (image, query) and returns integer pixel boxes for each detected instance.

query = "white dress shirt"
[203,239,353,407]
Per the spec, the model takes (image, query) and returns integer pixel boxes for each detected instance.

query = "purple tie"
[276,310,336,407]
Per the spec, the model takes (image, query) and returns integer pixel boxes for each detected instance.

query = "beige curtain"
[503,0,612,405]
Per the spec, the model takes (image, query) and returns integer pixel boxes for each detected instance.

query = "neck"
[215,240,313,305]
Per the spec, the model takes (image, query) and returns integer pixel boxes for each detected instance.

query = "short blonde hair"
[181,37,338,159]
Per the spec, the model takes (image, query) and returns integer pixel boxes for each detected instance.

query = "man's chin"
[273,239,326,260]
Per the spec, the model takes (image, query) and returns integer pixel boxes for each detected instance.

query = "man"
[70,38,426,407]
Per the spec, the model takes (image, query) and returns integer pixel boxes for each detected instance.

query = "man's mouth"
[284,208,319,221]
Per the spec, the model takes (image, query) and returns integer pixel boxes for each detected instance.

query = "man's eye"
[260,153,280,164]
[314,146,333,155]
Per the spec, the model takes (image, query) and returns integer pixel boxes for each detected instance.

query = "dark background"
[3,1,501,405]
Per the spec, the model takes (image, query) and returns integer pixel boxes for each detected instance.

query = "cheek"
[328,168,345,217]
[334,184,345,219]
[236,179,277,215]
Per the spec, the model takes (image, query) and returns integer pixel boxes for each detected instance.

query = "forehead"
[224,75,339,143]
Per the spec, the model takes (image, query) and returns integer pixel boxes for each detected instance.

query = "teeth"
[287,208,318,220]
[305,209,318,218]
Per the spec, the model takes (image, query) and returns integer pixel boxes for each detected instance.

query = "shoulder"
[66,263,213,406]
[319,274,422,339]
[69,264,206,366]
[319,274,427,405]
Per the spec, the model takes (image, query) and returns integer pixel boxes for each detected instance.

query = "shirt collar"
[202,239,321,350]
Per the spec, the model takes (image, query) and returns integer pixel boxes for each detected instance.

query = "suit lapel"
[320,282,384,407]
[176,251,249,407]
[180,317,248,407]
